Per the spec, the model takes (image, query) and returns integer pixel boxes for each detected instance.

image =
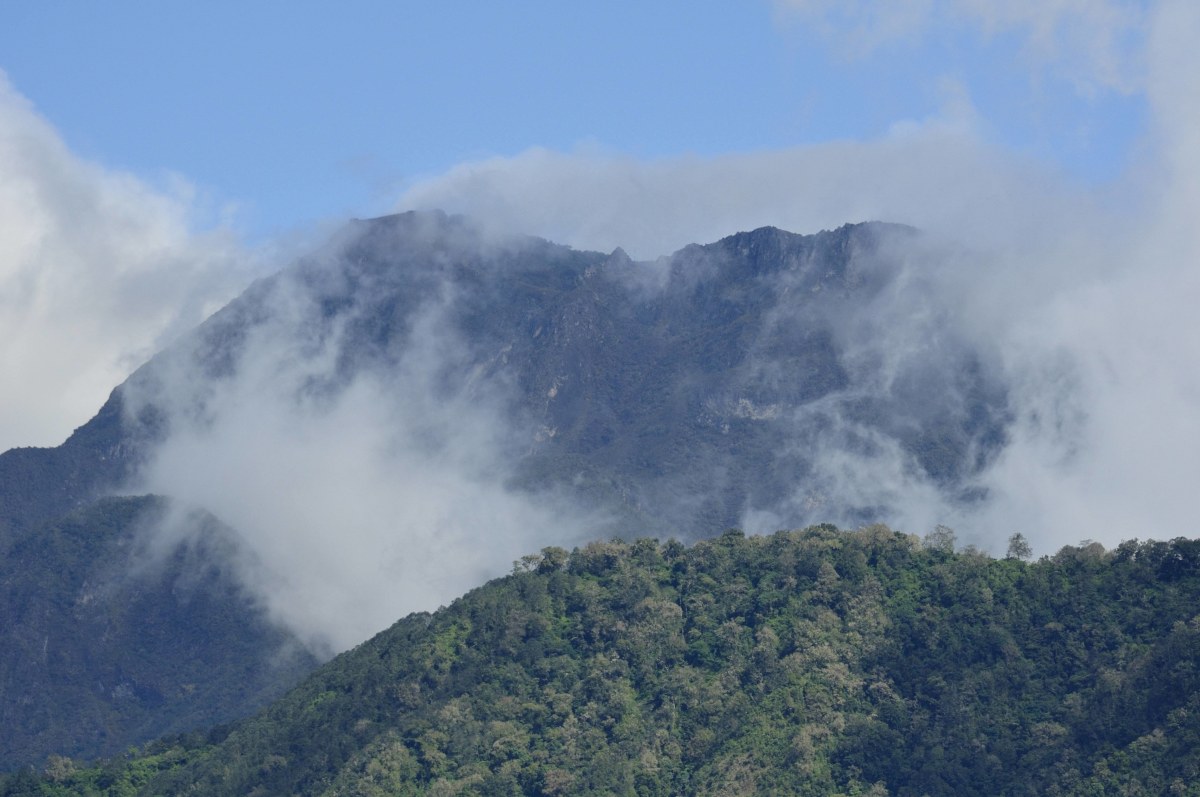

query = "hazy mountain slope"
[17,527,1200,796]
[0,398,131,554]
[105,211,1010,538]
[0,496,316,769]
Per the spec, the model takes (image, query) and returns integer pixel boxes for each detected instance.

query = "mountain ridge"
[7,211,962,545]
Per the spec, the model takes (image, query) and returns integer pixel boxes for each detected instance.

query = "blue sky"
[0,1,1148,239]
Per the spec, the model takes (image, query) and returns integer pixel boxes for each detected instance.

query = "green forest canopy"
[6,525,1200,796]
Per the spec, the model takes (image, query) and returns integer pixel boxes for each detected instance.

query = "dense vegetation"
[7,525,1200,796]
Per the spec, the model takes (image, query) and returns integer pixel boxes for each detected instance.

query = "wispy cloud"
[397,115,1077,261]
[5,0,1196,655]
[772,0,1148,93]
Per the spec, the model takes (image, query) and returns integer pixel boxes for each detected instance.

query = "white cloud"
[142,368,583,653]
[966,0,1200,553]
[773,0,1148,94]
[5,0,1192,655]
[956,0,1147,94]
[397,115,1080,262]
[0,73,254,450]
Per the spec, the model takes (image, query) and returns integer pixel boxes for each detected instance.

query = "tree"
[1006,533,1032,561]
[537,546,569,573]
[924,525,956,554]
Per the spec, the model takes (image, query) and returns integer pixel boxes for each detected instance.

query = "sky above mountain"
[1,1,1198,563]
[0,1,1147,240]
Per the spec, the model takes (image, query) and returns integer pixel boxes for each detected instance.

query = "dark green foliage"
[0,496,316,769]
[18,526,1200,796]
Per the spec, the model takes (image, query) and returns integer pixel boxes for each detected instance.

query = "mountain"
[2,211,1010,549]
[0,211,1012,768]
[10,527,1200,796]
[91,210,1010,537]
[0,397,134,554]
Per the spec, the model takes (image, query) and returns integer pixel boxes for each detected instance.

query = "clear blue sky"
[0,1,1146,239]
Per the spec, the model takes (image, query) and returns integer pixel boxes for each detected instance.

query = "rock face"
[87,211,1009,538]
[3,211,1010,547]
[0,210,1011,766]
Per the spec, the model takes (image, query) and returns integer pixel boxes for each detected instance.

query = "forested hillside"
[0,496,316,768]
[8,525,1200,796]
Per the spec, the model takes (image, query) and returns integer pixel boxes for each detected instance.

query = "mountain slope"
[0,399,132,554]
[13,527,1200,796]
[0,496,316,768]
[0,211,1015,767]
[0,211,1010,552]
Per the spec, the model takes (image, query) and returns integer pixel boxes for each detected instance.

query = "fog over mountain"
[5,3,1200,779]
[96,213,997,651]
[0,74,260,453]
[65,188,1161,654]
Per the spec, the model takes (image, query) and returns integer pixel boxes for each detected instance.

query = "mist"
[122,220,609,652]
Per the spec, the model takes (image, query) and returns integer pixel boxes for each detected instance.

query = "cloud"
[772,0,1148,94]
[7,0,1190,656]
[960,0,1200,554]
[397,116,1081,262]
[93,0,1194,656]
[0,72,255,451]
